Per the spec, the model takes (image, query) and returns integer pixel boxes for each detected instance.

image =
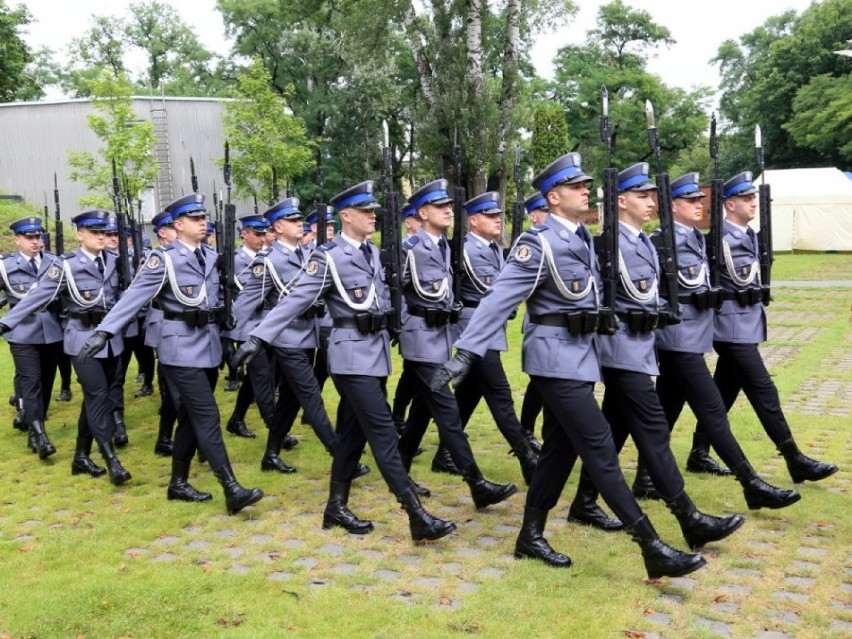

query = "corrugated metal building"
[0,96,245,222]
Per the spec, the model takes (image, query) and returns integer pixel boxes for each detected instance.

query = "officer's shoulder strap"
[523,225,547,236]
[405,235,421,248]
[62,251,76,259]
[317,241,336,252]
[162,244,176,252]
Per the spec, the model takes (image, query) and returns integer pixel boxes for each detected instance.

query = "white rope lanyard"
[722,240,759,287]
[462,248,490,294]
[678,262,707,289]
[617,249,658,303]
[326,251,376,311]
[63,259,104,308]
[539,234,597,303]
[162,251,207,307]
[0,260,27,301]
[403,249,449,302]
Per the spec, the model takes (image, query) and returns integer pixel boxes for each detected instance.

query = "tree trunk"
[466,0,486,194]
[495,0,521,244]
[401,1,435,109]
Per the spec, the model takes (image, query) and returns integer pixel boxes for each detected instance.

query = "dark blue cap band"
[724,181,753,198]
[335,193,376,210]
[172,202,206,216]
[466,200,499,215]
[539,166,585,193]
[672,183,699,197]
[410,189,450,210]
[618,174,651,192]
[75,217,105,228]
[14,223,44,234]
[268,206,301,222]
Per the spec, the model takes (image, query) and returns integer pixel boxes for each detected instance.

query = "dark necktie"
[488,241,500,261]
[747,227,758,252]
[195,247,206,270]
[638,232,654,259]
[438,237,448,262]
[29,257,38,275]
[95,255,104,276]
[577,224,592,248]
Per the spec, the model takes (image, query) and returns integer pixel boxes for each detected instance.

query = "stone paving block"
[694,617,732,638]
[711,601,739,614]
[476,536,499,547]
[398,554,422,567]
[11,535,34,542]
[283,539,305,548]
[659,593,683,605]
[411,576,442,588]
[782,576,815,588]
[788,560,819,573]
[222,546,244,558]
[185,540,211,550]
[765,609,800,624]
[771,591,809,603]
[455,547,482,558]
[495,524,517,534]
[796,546,827,558]
[668,577,699,591]
[476,567,505,579]
[294,557,318,569]
[153,535,180,545]
[457,582,479,594]
[831,599,852,611]
[432,597,462,610]
[373,569,401,581]
[748,541,777,552]
[330,563,357,575]
[227,564,250,575]
[248,534,273,544]
[753,631,795,639]
[215,529,237,539]
[151,552,177,563]
[841,582,852,594]
[441,562,463,574]
[730,568,763,579]
[394,591,415,606]
[830,620,852,632]
[646,612,670,626]
[359,549,382,559]
[267,571,294,581]
[718,584,752,596]
[318,543,344,556]
[124,547,148,556]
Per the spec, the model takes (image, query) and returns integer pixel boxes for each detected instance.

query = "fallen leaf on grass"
[216,616,243,627]
[201,564,213,574]
[439,597,452,606]
[127,551,140,558]
[118,564,127,572]
[18,542,37,553]
[642,578,664,585]
[286,626,297,631]
[713,594,728,603]
[623,631,646,638]
[642,607,656,616]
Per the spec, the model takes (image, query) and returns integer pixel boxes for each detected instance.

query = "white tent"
[752,168,852,251]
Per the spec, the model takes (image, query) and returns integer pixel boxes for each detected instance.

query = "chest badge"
[432,281,440,291]
[741,266,749,276]
[353,287,363,300]
[572,280,580,292]
[47,265,61,280]
[484,276,492,285]
[305,260,319,276]
[18,283,26,292]
[638,279,648,291]
[515,244,532,263]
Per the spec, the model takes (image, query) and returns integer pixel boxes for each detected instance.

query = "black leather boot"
[525,431,542,455]
[112,410,128,448]
[154,435,173,457]
[261,437,297,474]
[213,463,263,514]
[27,425,37,453]
[627,515,706,579]
[57,387,72,402]
[514,506,572,567]
[226,415,256,438]
[350,463,371,480]
[567,473,624,532]
[29,420,57,459]
[71,438,105,477]
[398,486,455,542]
[280,434,299,450]
[665,491,745,550]
[100,441,131,486]
[134,383,154,398]
[686,432,731,475]
[461,462,518,509]
[632,463,663,501]
[512,438,539,486]
[400,451,430,497]
[733,460,801,510]
[431,445,461,475]
[322,480,373,534]
[167,459,212,502]
[778,438,838,483]
[12,398,26,431]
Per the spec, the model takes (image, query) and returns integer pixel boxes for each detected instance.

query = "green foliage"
[60,1,225,98]
[784,74,852,166]
[0,0,44,100]
[713,0,852,170]
[220,60,314,204]
[66,71,159,208]
[530,100,570,172]
[550,1,710,180]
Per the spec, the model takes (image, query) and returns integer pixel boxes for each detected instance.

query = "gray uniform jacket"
[713,220,767,344]
[1,250,123,358]
[455,218,602,383]
[96,242,223,368]
[399,227,456,364]
[458,233,507,352]
[0,251,63,344]
[233,242,318,349]
[654,223,714,354]
[596,223,661,375]
[221,245,256,341]
[250,235,392,377]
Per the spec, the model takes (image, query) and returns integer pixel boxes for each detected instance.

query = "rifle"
[190,157,199,194]
[123,175,142,272]
[707,113,724,308]
[593,85,619,335]
[379,120,402,332]
[755,125,773,306]
[314,164,327,245]
[645,100,681,326]
[221,142,236,330]
[53,173,64,254]
[450,128,466,303]
[111,160,131,290]
[42,194,51,253]
[510,143,524,250]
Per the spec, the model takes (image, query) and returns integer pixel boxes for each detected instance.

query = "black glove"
[77,331,111,359]
[429,349,478,392]
[0,323,9,335]
[231,336,267,369]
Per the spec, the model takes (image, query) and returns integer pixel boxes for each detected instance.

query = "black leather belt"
[528,311,599,335]
[305,303,326,319]
[615,311,659,333]
[723,288,764,306]
[461,300,479,308]
[68,310,107,326]
[408,306,460,326]
[162,308,222,327]
[333,313,388,334]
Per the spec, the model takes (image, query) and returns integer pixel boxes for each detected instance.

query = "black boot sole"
[684,514,746,549]
[513,545,572,568]
[789,465,838,483]
[647,555,707,580]
[744,491,801,510]
[412,521,457,543]
[227,488,263,515]
[322,516,374,535]
[567,509,625,532]
[686,457,732,476]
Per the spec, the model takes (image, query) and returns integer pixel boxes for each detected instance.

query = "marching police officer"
[433,153,705,579]
[77,194,263,514]
[395,179,517,508]
[147,210,178,456]
[628,173,802,512]
[0,210,131,483]
[450,191,538,484]
[223,213,272,439]
[233,181,454,542]
[701,172,837,483]
[566,163,745,548]
[232,199,339,472]
[103,219,132,448]
[0,216,62,458]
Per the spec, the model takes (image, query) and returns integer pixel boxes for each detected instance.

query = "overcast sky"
[20,0,816,101]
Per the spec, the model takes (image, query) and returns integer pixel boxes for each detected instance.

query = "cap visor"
[631,182,658,191]
[426,196,453,206]
[677,191,706,199]
[352,201,380,210]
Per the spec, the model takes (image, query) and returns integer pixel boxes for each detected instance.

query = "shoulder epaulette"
[405,235,421,248]
[318,241,335,252]
[162,244,176,252]
[525,225,546,235]
[63,251,76,259]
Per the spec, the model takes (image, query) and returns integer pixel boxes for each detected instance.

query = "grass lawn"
[0,258,849,638]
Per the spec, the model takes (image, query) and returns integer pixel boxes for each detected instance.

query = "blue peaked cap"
[72,209,110,230]
[330,181,379,211]
[264,198,302,223]
[165,193,206,218]
[670,172,706,199]
[463,192,502,216]
[617,163,657,193]
[239,213,271,231]
[305,205,334,225]
[524,193,548,213]
[151,211,174,230]
[532,153,593,195]
[409,179,453,210]
[723,171,758,198]
[9,216,46,236]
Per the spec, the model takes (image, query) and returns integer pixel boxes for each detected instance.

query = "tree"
[530,100,570,173]
[66,71,159,208]
[61,1,224,98]
[713,0,852,169]
[550,1,710,181]
[220,59,314,204]
[784,74,852,166]
[0,1,45,100]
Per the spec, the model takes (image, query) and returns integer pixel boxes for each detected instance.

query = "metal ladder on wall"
[150,84,173,211]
